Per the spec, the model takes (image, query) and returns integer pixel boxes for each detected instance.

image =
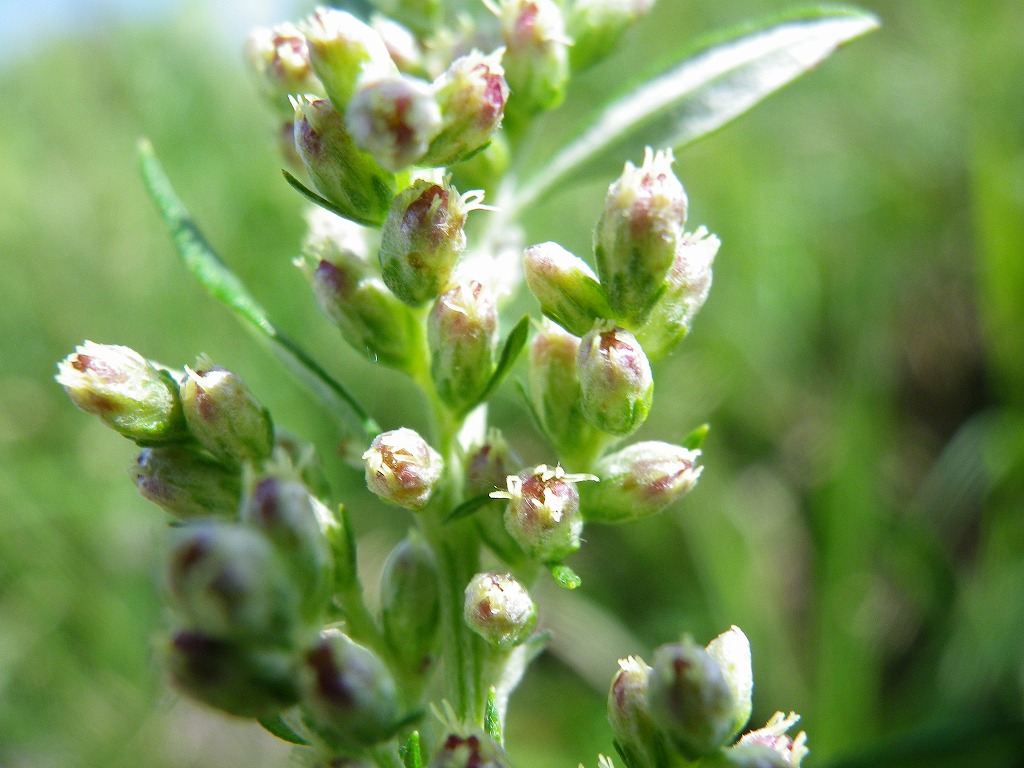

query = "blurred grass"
[1,1,1022,767]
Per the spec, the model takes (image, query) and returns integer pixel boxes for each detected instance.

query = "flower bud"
[380,532,440,676]
[577,323,653,436]
[166,523,299,645]
[736,712,808,768]
[647,636,737,759]
[242,474,333,623]
[524,242,612,337]
[595,148,688,326]
[164,630,299,718]
[300,209,421,370]
[497,0,570,126]
[363,428,444,510]
[567,0,655,71]
[465,429,521,498]
[347,75,442,172]
[300,8,396,111]
[428,279,499,412]
[133,446,242,520]
[430,732,511,768]
[293,95,397,226]
[608,656,674,768]
[379,179,479,305]
[423,50,509,167]
[464,571,537,649]
[528,320,611,470]
[581,441,702,523]
[700,746,791,768]
[56,341,187,444]
[180,359,273,467]
[492,465,596,562]
[706,626,753,743]
[299,630,400,749]
[636,227,718,361]
[245,23,322,114]
[372,16,424,76]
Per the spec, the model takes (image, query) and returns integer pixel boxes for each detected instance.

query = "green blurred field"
[1,1,1022,766]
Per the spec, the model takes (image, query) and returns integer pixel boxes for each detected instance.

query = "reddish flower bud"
[464,571,537,649]
[245,23,322,114]
[347,75,442,172]
[428,279,499,411]
[363,428,444,510]
[577,323,653,436]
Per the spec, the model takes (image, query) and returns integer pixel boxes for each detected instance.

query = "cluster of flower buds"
[609,626,807,768]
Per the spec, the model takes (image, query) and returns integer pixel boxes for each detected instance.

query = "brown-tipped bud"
[524,242,612,337]
[164,630,299,718]
[497,0,570,125]
[300,208,421,371]
[430,732,511,768]
[428,279,499,411]
[293,95,397,226]
[242,474,333,623]
[379,179,479,305]
[423,50,509,167]
[133,446,241,520]
[636,227,718,361]
[577,323,653,436]
[165,523,299,645]
[492,464,596,562]
[608,656,674,768]
[567,0,655,71]
[581,441,702,523]
[380,531,440,677]
[363,428,444,510]
[736,713,808,768]
[56,341,187,444]
[595,148,688,327]
[647,636,737,759]
[347,75,442,172]
[245,23,322,114]
[299,630,400,749]
[464,571,537,649]
[180,359,273,467]
[300,8,396,111]
[528,320,612,470]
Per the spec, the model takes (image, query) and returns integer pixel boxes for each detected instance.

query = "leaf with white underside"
[509,7,879,212]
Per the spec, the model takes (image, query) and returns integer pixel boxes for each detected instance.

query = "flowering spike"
[581,441,702,523]
[524,242,612,337]
[595,148,688,327]
[429,279,499,411]
[300,7,396,111]
[133,446,242,520]
[56,341,187,444]
[491,464,596,562]
[636,226,719,361]
[347,75,443,172]
[292,95,397,226]
[424,50,509,167]
[180,359,274,467]
[577,323,653,436]
[378,179,477,305]
[363,428,444,510]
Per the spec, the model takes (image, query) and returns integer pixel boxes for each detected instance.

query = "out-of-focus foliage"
[1,2,1022,767]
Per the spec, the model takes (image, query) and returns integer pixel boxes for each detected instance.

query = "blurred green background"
[1,1,1023,766]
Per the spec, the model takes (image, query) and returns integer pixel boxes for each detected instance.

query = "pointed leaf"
[511,7,879,211]
[485,687,502,743]
[138,140,381,445]
[473,315,531,408]
[257,714,309,745]
[400,731,423,768]
[682,423,710,451]
[445,493,497,523]
[283,169,382,228]
[550,563,582,590]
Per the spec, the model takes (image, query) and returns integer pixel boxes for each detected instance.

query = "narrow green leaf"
[511,6,879,211]
[513,378,548,437]
[138,139,380,444]
[257,714,309,745]
[550,563,582,590]
[682,423,710,451]
[484,687,502,743]
[400,731,423,768]
[473,315,531,408]
[445,493,497,523]
[282,169,381,228]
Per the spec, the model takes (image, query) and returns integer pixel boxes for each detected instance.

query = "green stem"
[336,582,390,666]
